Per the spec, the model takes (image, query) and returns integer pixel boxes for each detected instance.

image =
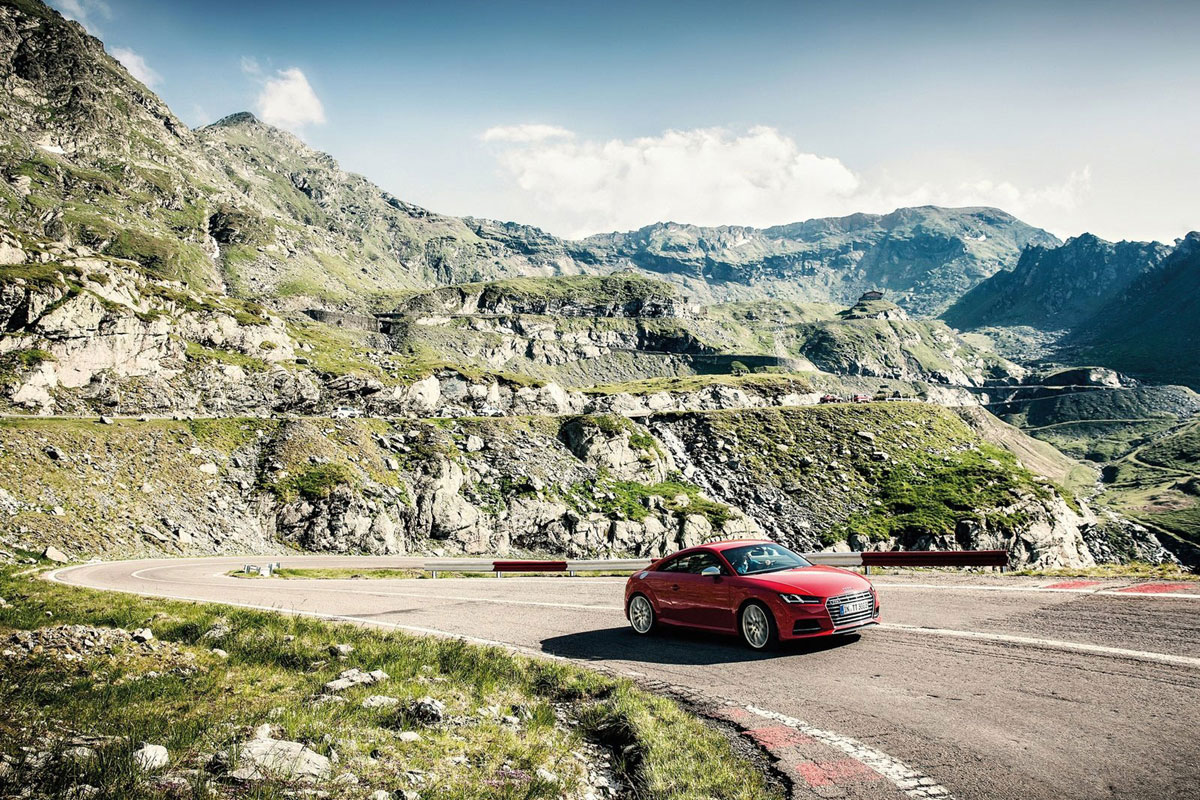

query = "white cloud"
[483,124,1092,238]
[49,0,110,32]
[481,124,574,144]
[253,67,326,133]
[240,56,262,77]
[848,167,1092,240]
[110,47,161,88]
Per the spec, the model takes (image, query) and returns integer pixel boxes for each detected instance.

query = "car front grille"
[826,589,876,628]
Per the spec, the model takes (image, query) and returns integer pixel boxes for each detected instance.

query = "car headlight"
[779,593,821,604]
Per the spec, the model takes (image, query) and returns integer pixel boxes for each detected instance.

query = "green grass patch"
[0,565,779,800]
[1009,562,1198,580]
[267,463,359,503]
[184,341,269,373]
[834,443,1047,545]
[568,477,734,529]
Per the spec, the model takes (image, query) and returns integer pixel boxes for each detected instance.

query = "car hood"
[743,565,872,596]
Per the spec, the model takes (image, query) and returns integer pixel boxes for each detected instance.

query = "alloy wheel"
[629,595,654,634]
[742,603,772,649]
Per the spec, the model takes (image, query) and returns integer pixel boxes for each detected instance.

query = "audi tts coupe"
[624,540,879,650]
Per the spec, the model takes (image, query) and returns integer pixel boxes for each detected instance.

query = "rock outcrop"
[0,405,1123,568]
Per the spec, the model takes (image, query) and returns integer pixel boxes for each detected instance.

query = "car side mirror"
[700,566,722,577]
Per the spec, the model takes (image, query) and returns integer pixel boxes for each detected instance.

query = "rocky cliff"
[1062,233,1200,390]
[942,234,1171,332]
[3,404,1157,570]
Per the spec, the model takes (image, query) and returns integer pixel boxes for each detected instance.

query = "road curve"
[50,558,1200,800]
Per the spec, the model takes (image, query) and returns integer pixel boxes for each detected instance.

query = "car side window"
[685,552,725,574]
[657,556,686,573]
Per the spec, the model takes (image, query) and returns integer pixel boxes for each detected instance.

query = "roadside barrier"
[859,549,1009,573]
[248,552,1008,579]
[424,559,499,579]
[417,550,1008,578]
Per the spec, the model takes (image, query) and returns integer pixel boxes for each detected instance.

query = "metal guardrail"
[861,549,1008,568]
[419,550,1008,577]
[248,552,1007,579]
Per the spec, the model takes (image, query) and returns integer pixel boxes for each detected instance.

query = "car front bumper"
[777,597,881,640]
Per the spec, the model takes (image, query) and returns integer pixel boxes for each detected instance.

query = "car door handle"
[671,584,680,591]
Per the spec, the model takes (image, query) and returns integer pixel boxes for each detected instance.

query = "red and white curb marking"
[739,704,953,798]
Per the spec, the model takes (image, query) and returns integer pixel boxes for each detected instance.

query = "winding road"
[49,558,1200,800]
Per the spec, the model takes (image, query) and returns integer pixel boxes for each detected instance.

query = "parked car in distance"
[625,540,879,650]
[330,406,362,419]
[819,394,844,404]
[852,394,871,403]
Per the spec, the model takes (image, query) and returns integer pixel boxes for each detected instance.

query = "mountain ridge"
[1063,231,1200,389]
[0,0,1063,315]
[942,233,1171,331]
[577,207,1060,315]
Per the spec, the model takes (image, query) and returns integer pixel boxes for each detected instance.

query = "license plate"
[841,599,871,615]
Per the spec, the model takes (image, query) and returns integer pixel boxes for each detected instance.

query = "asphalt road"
[50,558,1200,800]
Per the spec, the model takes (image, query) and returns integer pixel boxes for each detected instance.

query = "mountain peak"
[208,111,261,128]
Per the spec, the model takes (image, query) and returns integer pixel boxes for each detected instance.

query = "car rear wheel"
[739,601,777,650]
[628,594,656,635]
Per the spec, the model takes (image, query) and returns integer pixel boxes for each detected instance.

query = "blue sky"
[52,0,1200,241]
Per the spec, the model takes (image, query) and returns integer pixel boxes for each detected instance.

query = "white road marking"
[872,582,1200,600]
[126,565,626,612]
[745,705,954,798]
[880,623,1200,669]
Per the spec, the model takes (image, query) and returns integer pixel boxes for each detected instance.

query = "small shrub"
[272,463,358,502]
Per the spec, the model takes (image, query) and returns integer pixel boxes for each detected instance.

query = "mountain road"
[49,558,1200,800]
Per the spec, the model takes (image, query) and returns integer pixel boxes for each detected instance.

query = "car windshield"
[722,543,811,575]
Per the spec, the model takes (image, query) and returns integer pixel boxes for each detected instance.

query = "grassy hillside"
[0,562,777,800]
[1099,421,1200,559]
[651,403,1063,550]
[991,384,1200,462]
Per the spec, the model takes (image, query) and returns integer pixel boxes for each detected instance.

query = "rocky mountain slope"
[578,208,1060,316]
[2,405,1168,569]
[1062,233,1200,390]
[0,0,1190,569]
[385,276,1021,393]
[942,234,1170,331]
[0,1,1064,317]
[0,1,594,304]
[943,232,1200,390]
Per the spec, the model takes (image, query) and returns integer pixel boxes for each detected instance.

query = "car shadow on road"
[541,626,860,665]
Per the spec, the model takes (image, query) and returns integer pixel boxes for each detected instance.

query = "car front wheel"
[628,594,656,635]
[739,601,777,650]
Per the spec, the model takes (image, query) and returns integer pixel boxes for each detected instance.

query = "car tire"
[739,601,778,651]
[628,594,657,635]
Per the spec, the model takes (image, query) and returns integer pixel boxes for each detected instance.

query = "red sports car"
[624,540,879,650]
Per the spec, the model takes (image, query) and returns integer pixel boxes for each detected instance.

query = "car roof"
[696,539,774,553]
